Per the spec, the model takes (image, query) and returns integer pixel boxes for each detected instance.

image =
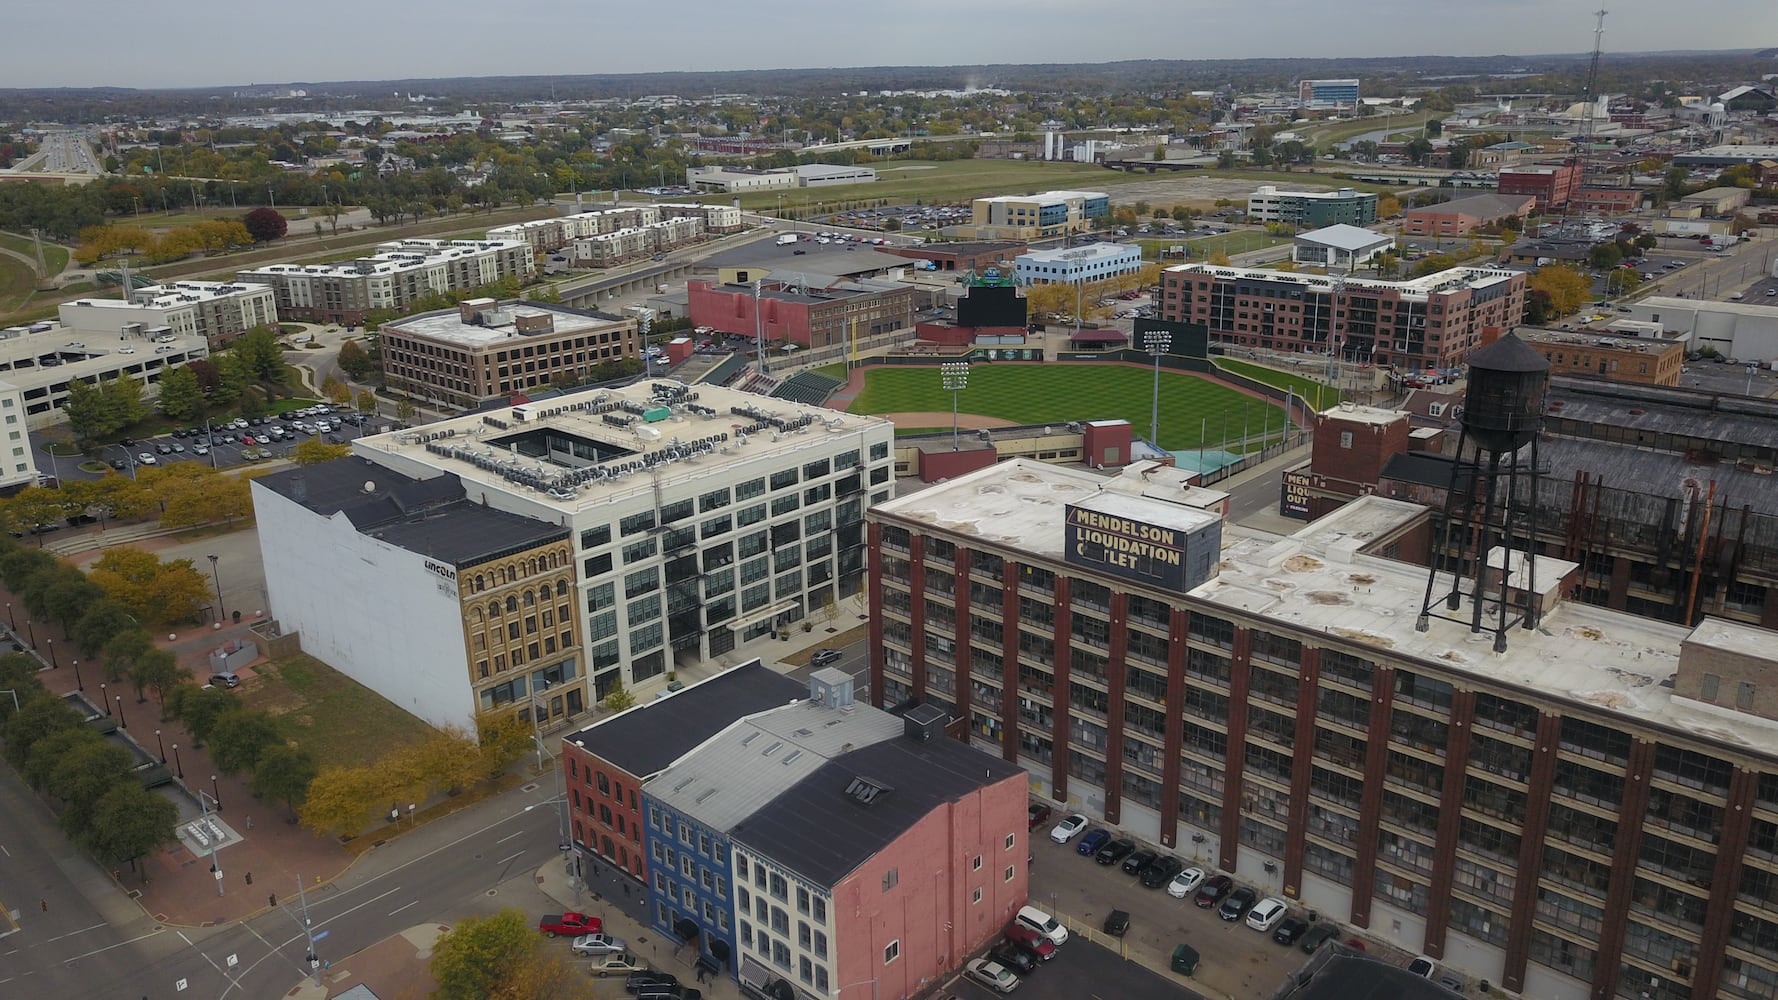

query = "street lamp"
[940,362,969,452]
[100,682,110,716]
[212,775,222,811]
[5,602,13,630]
[45,637,57,668]
[207,554,225,623]
[833,979,879,1000]
[171,743,184,778]
[25,619,35,648]
[1144,329,1171,446]
[72,659,82,692]
[156,728,166,763]
[115,695,126,729]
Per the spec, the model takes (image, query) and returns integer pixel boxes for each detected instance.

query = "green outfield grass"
[1213,357,1343,410]
[848,363,1289,451]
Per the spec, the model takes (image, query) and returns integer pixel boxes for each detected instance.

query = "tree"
[356,390,378,416]
[101,374,146,429]
[1524,288,1556,325]
[1634,233,1658,251]
[74,600,138,658]
[395,399,417,424]
[1207,251,1232,266]
[102,628,153,682]
[492,950,583,1000]
[85,782,178,873]
[1664,166,1690,201]
[209,709,282,775]
[242,207,288,244]
[157,365,204,421]
[157,474,252,531]
[45,574,106,632]
[63,378,113,442]
[1528,264,1591,317]
[165,684,235,747]
[48,738,133,838]
[1605,268,1644,296]
[89,547,211,626]
[1590,243,1623,270]
[291,439,351,466]
[3,693,82,768]
[129,647,184,703]
[430,909,539,1000]
[231,327,287,385]
[603,681,635,712]
[1447,144,1470,170]
[1405,138,1434,165]
[253,745,318,816]
[1376,196,1401,219]
[299,765,383,836]
[24,728,94,792]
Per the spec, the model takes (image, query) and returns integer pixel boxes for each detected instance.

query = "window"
[812,897,826,923]
[1740,682,1758,711]
[1005,865,1016,882]
[883,940,900,965]
[797,887,810,915]
[736,855,749,879]
[769,872,788,900]
[814,930,828,958]
[1340,431,1354,449]
[1004,833,1016,850]
[972,887,983,904]
[971,855,982,872]
[881,868,899,892]
[1701,674,1720,701]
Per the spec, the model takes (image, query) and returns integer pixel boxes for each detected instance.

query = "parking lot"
[94,405,381,479]
[941,930,1200,1000]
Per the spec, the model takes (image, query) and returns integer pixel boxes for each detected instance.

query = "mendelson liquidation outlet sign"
[1064,504,1188,591]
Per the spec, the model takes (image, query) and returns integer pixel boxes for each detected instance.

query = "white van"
[1014,905,1068,946]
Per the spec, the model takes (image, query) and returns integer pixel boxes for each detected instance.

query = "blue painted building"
[640,670,902,980]
[1014,243,1146,287]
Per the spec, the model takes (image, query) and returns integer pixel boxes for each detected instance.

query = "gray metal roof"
[1294,223,1392,252]
[1539,437,1778,516]
[562,661,805,777]
[647,699,904,833]
[1547,376,1778,454]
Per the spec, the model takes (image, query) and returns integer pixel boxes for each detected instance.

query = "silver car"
[571,933,628,956]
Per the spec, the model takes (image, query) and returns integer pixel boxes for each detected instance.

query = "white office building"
[0,321,210,426]
[1014,243,1145,286]
[1624,296,1778,362]
[256,380,896,706]
[58,280,277,347]
[0,380,40,490]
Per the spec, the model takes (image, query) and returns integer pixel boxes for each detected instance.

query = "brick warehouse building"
[686,278,916,349]
[866,456,1778,1000]
[1496,162,1583,212]
[1158,263,1526,372]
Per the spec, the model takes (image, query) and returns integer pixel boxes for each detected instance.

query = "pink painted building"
[731,707,1029,1000]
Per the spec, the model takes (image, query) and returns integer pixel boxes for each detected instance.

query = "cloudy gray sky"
[7,0,1774,90]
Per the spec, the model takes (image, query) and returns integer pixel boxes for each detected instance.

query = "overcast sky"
[6,0,1775,90]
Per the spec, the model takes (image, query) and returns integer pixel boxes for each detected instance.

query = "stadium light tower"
[940,362,970,452]
[1144,328,1171,446]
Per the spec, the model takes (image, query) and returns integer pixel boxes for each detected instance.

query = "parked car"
[1103,909,1131,937]
[1094,839,1136,866]
[1001,924,1056,962]
[1141,856,1186,889]
[1219,887,1258,921]
[1246,897,1288,933]
[1168,867,1207,899]
[809,648,842,667]
[1121,849,1157,875]
[1075,829,1110,856]
[1194,874,1232,908]
[137,453,157,465]
[571,933,628,956]
[1013,905,1068,946]
[1437,973,1466,993]
[589,953,647,977]
[539,912,602,937]
[988,942,1038,975]
[1048,814,1089,844]
[1407,956,1438,979]
[1299,923,1342,953]
[1026,803,1052,831]
[1273,917,1310,945]
[965,959,1020,994]
[624,971,679,995]
[208,672,241,689]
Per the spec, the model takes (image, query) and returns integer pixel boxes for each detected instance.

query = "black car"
[1121,849,1158,875]
[1299,923,1341,953]
[1103,909,1130,937]
[626,972,680,995]
[810,648,843,667]
[1219,886,1259,921]
[989,942,1038,974]
[1140,855,1185,889]
[1274,917,1310,945]
[171,428,188,438]
[1095,839,1136,866]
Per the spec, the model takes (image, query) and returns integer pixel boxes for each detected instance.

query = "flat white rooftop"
[976,189,1108,204]
[1322,402,1409,426]
[242,239,527,279]
[354,380,892,514]
[1018,244,1142,264]
[385,305,629,349]
[1166,262,1521,298]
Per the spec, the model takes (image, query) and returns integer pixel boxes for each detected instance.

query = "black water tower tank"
[1460,332,1550,452]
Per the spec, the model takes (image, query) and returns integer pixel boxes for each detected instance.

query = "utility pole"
[295,875,323,984]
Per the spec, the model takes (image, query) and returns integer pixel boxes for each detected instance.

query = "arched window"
[487,602,500,619]
[524,590,537,607]
[556,580,568,597]
[469,607,483,625]
[506,596,518,614]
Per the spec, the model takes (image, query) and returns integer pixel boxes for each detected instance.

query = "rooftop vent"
[844,775,893,806]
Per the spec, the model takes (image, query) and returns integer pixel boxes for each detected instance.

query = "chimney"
[290,474,308,504]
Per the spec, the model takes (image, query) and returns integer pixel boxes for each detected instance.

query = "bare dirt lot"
[1096,173,1351,209]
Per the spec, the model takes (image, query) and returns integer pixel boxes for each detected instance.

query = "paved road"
[0,753,567,999]
[1648,235,1775,302]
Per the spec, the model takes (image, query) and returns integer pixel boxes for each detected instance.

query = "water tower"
[1416,332,1551,652]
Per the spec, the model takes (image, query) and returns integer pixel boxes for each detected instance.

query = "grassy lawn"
[0,252,37,314]
[0,230,70,276]
[242,653,435,770]
[1213,357,1343,411]
[1137,232,1292,260]
[848,363,1287,451]
[1298,110,1436,147]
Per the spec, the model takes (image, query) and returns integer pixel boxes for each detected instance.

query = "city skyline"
[4,0,1775,91]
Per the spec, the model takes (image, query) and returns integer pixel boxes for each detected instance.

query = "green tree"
[291,439,350,466]
[337,339,375,380]
[63,378,113,442]
[356,390,378,416]
[45,573,106,632]
[395,399,416,423]
[1663,166,1690,200]
[1590,243,1623,270]
[24,728,95,792]
[429,909,539,1000]
[101,628,152,682]
[1405,138,1434,165]
[208,709,282,775]
[1634,233,1658,251]
[47,738,133,838]
[166,684,235,747]
[100,374,146,430]
[129,647,184,703]
[74,601,138,658]
[252,744,318,816]
[603,681,635,711]
[3,693,81,768]
[85,782,178,874]
[231,327,287,385]
[157,366,204,421]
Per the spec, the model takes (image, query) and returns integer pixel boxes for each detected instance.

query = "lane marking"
[388,900,418,917]
[496,831,524,844]
[496,851,525,866]
[44,921,108,943]
[59,926,168,963]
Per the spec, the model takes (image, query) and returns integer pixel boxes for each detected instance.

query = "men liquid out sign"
[1064,506,1187,591]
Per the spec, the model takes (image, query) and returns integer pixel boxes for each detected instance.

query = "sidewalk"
[1,577,356,927]
[286,923,447,1000]
[535,858,748,999]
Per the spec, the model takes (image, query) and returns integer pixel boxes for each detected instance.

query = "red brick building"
[1402,193,1535,237]
[687,279,915,349]
[1158,263,1526,373]
[561,662,804,881]
[1497,161,1582,212]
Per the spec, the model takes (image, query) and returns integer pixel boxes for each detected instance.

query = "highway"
[0,757,569,999]
[6,132,103,175]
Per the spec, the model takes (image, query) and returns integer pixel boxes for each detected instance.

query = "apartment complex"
[238,238,534,324]
[1013,243,1145,286]
[488,203,743,253]
[0,381,39,491]
[1497,162,1582,212]
[1158,263,1526,371]
[1514,326,1684,387]
[303,382,892,703]
[964,190,1110,240]
[866,456,1778,1000]
[57,280,278,347]
[378,298,640,408]
[572,216,705,267]
[253,458,583,730]
[1247,186,1379,227]
[686,278,917,349]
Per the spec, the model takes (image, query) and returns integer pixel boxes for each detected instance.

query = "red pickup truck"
[538,912,602,937]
